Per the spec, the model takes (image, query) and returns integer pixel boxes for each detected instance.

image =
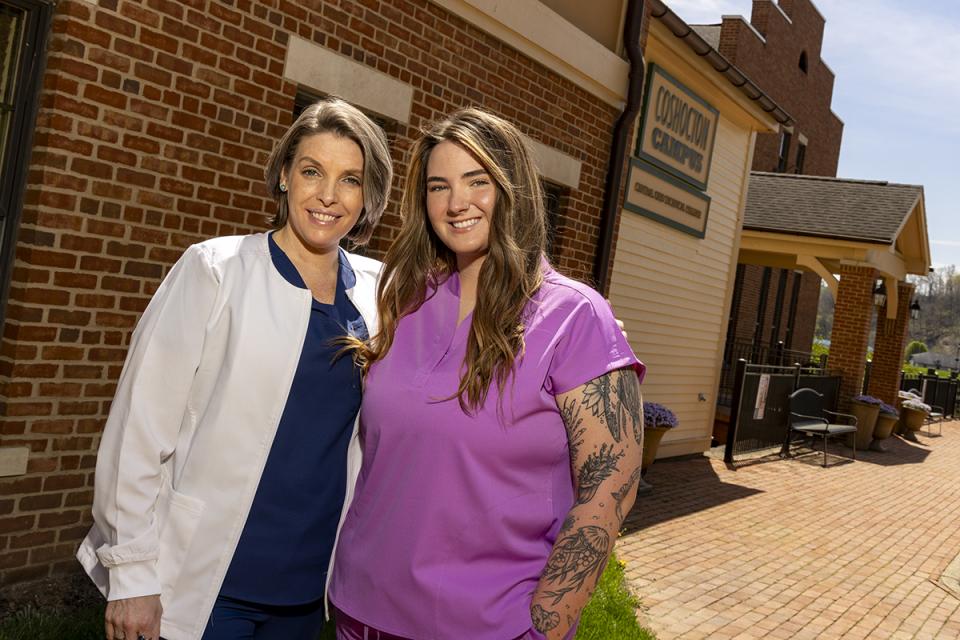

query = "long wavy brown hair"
[364,108,548,413]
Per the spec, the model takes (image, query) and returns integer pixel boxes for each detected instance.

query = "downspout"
[592,0,646,294]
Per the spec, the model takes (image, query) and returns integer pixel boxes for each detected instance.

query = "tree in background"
[904,340,928,363]
[908,265,959,351]
[815,282,834,341]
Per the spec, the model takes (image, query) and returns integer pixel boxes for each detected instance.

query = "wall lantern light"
[910,299,921,320]
[873,280,887,307]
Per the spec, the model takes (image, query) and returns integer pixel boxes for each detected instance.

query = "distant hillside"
[908,266,960,354]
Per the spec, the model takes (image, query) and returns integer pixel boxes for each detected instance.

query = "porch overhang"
[738,173,931,319]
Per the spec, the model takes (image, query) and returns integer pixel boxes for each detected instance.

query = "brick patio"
[618,422,960,639]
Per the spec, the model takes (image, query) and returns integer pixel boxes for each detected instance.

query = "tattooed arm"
[530,368,643,639]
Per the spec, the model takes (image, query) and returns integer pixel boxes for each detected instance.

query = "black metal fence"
[724,359,843,463]
[718,340,824,407]
[901,371,958,418]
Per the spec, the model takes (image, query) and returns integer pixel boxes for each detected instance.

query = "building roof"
[690,24,721,50]
[910,351,957,368]
[744,172,924,244]
[648,0,793,126]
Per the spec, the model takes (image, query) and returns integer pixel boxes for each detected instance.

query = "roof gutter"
[649,0,794,127]
[593,0,645,293]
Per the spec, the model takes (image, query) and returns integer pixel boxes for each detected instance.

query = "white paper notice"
[754,374,770,420]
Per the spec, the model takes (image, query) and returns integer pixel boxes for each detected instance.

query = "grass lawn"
[0,555,653,640]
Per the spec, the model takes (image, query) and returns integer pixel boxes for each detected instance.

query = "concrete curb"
[939,551,960,600]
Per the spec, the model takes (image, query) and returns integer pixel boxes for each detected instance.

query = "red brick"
[29,543,78,564]
[57,525,93,543]
[123,134,161,154]
[64,490,95,508]
[0,550,28,570]
[51,437,94,451]
[120,2,161,28]
[84,84,128,109]
[9,529,57,548]
[94,11,137,38]
[89,46,131,72]
[27,457,59,473]
[63,20,111,48]
[0,476,41,497]
[18,493,64,512]
[42,474,86,492]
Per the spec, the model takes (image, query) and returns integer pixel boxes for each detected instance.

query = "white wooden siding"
[610,115,752,457]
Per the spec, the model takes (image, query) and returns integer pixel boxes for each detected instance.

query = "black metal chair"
[783,388,858,467]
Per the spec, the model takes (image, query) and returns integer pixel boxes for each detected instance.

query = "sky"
[666,0,960,268]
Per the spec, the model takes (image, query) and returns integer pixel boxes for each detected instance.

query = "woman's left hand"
[606,299,628,340]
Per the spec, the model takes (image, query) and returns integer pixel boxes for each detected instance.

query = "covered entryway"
[733,172,932,407]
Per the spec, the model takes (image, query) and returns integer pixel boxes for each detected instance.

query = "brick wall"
[728,266,818,357]
[790,270,821,354]
[718,0,843,177]
[868,282,915,405]
[0,0,619,585]
[719,0,841,362]
[830,265,877,406]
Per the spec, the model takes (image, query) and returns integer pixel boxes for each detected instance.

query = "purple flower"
[643,402,678,429]
[879,402,898,416]
[852,394,883,406]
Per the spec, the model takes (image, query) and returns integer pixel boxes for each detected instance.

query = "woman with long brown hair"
[330,108,645,640]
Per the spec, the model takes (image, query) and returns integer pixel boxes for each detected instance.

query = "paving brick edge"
[939,550,960,600]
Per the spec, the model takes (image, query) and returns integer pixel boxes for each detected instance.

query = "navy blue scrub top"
[220,233,366,605]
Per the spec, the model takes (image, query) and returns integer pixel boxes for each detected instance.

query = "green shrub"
[576,556,656,640]
[0,604,104,640]
[904,340,928,363]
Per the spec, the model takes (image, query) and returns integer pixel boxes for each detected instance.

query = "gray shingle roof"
[909,351,956,368]
[744,172,923,244]
[690,24,721,50]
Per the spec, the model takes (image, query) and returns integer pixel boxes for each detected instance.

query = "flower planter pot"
[641,426,670,477]
[871,413,898,451]
[874,413,898,439]
[846,400,880,450]
[900,407,927,442]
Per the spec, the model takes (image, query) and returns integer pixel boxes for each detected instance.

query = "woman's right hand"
[105,595,162,640]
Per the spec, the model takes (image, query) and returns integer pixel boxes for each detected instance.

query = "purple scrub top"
[330,262,644,640]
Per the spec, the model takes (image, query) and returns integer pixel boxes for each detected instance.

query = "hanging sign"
[637,63,719,191]
[624,158,711,238]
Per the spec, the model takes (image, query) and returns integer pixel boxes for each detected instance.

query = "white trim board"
[0,447,28,477]
[528,139,581,189]
[431,0,629,107]
[284,36,414,124]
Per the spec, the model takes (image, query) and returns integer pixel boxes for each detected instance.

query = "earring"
[279,183,287,193]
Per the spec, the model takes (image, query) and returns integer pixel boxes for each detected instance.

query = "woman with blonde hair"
[78,97,392,640]
[330,108,645,640]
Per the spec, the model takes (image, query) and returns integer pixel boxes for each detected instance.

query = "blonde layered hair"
[366,108,548,412]
[265,97,392,246]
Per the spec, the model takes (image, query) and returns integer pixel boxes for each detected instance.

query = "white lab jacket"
[76,232,380,639]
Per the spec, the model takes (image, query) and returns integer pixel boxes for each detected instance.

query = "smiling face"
[425,140,498,271]
[277,131,365,259]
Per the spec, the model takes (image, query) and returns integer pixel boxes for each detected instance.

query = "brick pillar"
[829,265,877,407]
[868,282,915,405]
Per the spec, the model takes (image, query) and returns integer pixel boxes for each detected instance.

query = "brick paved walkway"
[618,422,960,639]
